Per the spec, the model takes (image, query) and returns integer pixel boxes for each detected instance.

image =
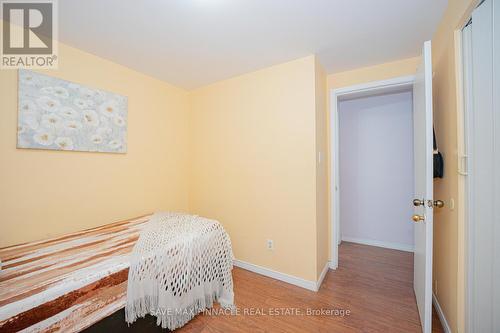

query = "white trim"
[316,261,330,291]
[433,293,452,333]
[333,75,416,98]
[329,75,416,269]
[341,236,414,252]
[233,259,329,292]
[457,24,473,333]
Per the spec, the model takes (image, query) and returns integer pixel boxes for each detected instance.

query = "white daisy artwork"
[17,69,128,153]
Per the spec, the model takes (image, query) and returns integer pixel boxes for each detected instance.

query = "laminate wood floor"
[85,242,444,332]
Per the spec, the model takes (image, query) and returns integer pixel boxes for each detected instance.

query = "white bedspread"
[125,212,234,330]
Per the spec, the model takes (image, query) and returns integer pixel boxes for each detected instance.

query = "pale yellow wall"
[0,43,190,247]
[189,56,319,282]
[327,57,420,90]
[431,1,477,332]
[315,59,329,278]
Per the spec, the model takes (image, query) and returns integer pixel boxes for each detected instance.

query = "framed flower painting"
[17,69,128,153]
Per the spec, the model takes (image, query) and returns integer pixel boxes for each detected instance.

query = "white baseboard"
[316,261,330,291]
[329,255,338,270]
[341,236,414,252]
[233,259,329,292]
[432,293,451,333]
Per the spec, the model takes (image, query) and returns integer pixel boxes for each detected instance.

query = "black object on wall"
[433,128,444,178]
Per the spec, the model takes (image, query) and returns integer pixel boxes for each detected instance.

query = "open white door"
[412,40,434,333]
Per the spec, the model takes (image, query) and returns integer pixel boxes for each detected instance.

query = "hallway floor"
[85,242,444,332]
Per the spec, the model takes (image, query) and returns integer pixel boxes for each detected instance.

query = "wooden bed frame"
[0,214,151,333]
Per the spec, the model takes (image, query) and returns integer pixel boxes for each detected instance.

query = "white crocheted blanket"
[125,212,234,330]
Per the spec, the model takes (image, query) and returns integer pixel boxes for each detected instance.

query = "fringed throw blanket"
[125,212,234,330]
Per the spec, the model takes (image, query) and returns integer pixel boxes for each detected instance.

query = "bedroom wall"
[0,42,190,247]
[189,56,320,282]
[327,57,420,90]
[315,59,329,279]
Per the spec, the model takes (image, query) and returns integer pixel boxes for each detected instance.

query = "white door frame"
[329,75,415,268]
[455,23,473,333]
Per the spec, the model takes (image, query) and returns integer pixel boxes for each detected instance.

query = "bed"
[0,214,151,333]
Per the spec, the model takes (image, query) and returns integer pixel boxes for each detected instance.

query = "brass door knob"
[412,214,425,223]
[433,200,445,208]
[413,199,425,207]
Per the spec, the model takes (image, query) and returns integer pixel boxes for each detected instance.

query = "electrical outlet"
[267,239,274,250]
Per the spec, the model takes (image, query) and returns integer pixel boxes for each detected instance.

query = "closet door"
[467,0,500,331]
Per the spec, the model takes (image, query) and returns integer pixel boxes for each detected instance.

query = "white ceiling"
[59,0,447,90]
